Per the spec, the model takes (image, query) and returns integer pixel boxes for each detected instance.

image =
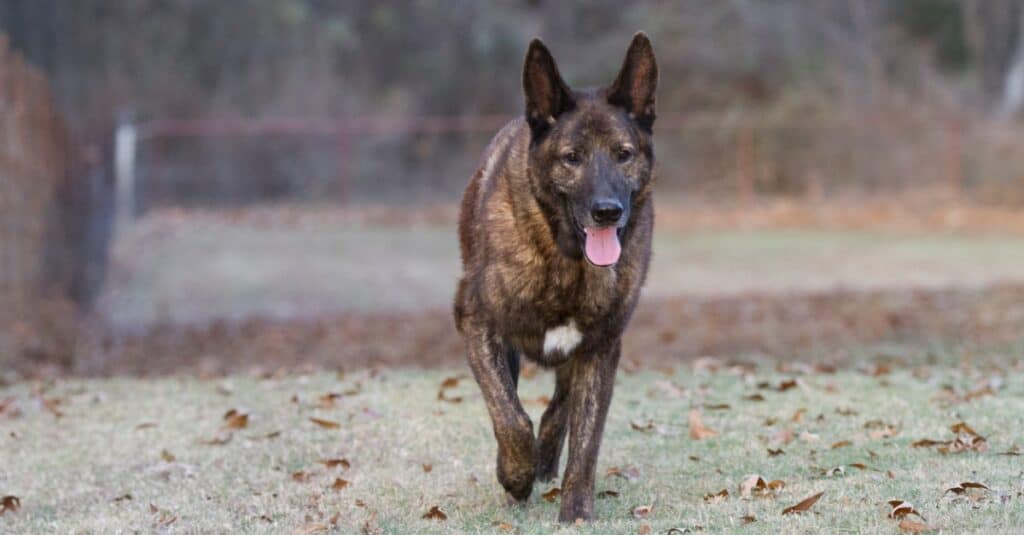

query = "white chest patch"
[543,320,582,356]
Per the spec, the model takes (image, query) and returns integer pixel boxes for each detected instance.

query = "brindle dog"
[453,33,658,523]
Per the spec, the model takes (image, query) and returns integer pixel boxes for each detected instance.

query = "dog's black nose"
[590,199,624,225]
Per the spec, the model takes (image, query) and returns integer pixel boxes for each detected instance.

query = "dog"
[453,33,657,522]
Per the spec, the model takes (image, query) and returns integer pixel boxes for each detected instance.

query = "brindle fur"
[454,33,658,523]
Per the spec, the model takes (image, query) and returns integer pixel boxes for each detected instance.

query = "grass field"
[3,359,1022,533]
[96,208,1024,328]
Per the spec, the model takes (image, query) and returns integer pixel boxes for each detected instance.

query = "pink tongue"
[584,227,621,266]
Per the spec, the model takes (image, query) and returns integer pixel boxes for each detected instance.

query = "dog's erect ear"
[606,32,658,131]
[523,38,575,139]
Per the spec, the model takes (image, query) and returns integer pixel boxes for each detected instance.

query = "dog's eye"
[615,147,634,163]
[562,151,582,166]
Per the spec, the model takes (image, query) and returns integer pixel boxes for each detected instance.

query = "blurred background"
[5,0,1024,379]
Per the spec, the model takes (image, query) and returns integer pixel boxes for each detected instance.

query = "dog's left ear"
[606,32,658,131]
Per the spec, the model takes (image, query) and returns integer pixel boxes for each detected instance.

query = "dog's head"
[522,33,658,267]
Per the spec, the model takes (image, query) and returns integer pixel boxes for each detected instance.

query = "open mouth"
[572,219,625,267]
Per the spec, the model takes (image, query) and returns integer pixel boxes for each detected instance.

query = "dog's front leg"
[558,340,621,523]
[535,363,572,482]
[465,326,536,503]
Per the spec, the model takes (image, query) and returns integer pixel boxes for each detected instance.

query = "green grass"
[3,362,1022,533]
[99,212,1024,327]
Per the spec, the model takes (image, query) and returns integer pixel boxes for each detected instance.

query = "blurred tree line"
[3,0,1024,204]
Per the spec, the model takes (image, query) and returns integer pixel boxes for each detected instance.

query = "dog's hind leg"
[465,326,536,503]
[559,340,621,523]
[535,364,572,482]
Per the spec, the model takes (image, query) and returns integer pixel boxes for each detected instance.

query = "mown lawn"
[1,359,1022,533]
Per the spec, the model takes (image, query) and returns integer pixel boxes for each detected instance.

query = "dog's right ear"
[523,38,575,139]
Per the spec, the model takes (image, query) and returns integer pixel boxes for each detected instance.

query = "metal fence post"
[114,120,137,235]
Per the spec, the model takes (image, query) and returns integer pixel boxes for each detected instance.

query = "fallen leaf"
[740,475,784,498]
[160,449,176,462]
[800,431,820,442]
[135,422,157,430]
[201,432,233,446]
[740,514,756,524]
[320,458,351,470]
[330,478,349,491]
[703,489,729,503]
[638,523,652,535]
[606,465,640,481]
[767,448,785,457]
[439,376,461,389]
[422,463,432,473]
[689,409,719,440]
[703,403,731,411]
[781,492,824,515]
[112,494,133,502]
[598,490,620,499]
[0,496,20,515]
[493,521,515,532]
[223,409,249,429]
[888,500,925,520]
[422,505,447,520]
[631,419,656,432]
[542,487,560,502]
[437,391,464,403]
[831,440,852,450]
[744,393,766,402]
[309,417,341,429]
[898,519,930,533]
[777,379,799,392]
[944,482,990,495]
[632,504,653,519]
[791,408,807,422]
[292,471,312,483]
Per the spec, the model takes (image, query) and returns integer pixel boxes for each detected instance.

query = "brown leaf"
[898,519,930,533]
[320,458,351,470]
[160,449,176,462]
[632,504,653,519]
[911,439,949,448]
[606,465,640,481]
[777,379,799,392]
[598,490,620,499]
[292,471,311,483]
[493,521,515,532]
[703,403,731,411]
[422,463,432,473]
[638,523,652,535]
[888,500,925,520]
[703,489,729,503]
[767,448,785,457]
[740,514,756,524]
[330,478,349,491]
[135,422,157,430]
[744,393,766,402]
[542,487,560,502]
[689,409,719,440]
[945,482,990,495]
[1,496,21,515]
[831,440,852,450]
[439,376,461,389]
[791,408,807,422]
[835,407,858,416]
[222,409,249,429]
[437,390,463,403]
[112,493,133,502]
[631,419,656,432]
[739,475,782,498]
[422,505,447,520]
[781,492,824,515]
[309,417,341,429]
